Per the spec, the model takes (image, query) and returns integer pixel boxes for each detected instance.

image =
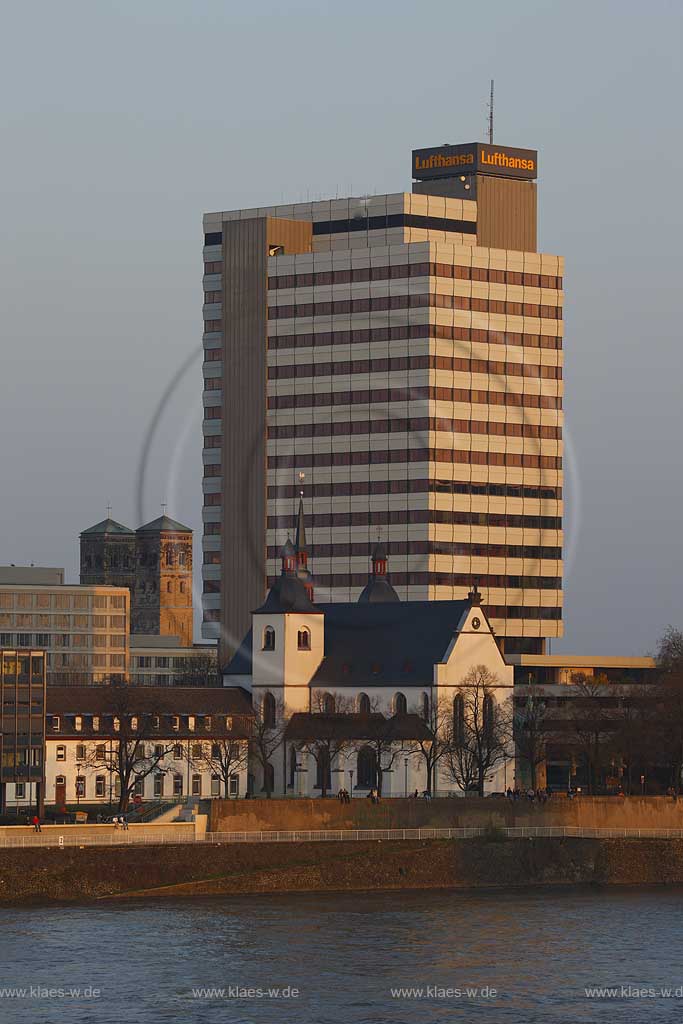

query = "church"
[223,499,514,797]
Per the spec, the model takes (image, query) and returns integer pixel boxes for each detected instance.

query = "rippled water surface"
[2,887,683,1023]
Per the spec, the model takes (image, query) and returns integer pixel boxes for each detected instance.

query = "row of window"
[268,262,562,291]
[261,626,310,652]
[266,293,562,322]
[266,416,562,442]
[264,575,564,598]
[43,772,239,801]
[267,322,562,353]
[50,714,234,733]
[0,632,125,649]
[267,509,562,531]
[263,382,563,413]
[267,448,563,471]
[267,479,562,502]
[267,353,562,382]
[0,594,126,610]
[267,540,561,561]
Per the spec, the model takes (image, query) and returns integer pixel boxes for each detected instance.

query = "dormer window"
[113,717,120,732]
[262,626,276,651]
[131,716,138,732]
[188,716,195,732]
[93,716,100,731]
[152,715,160,730]
[204,716,212,731]
[297,627,311,651]
[52,716,60,732]
[74,715,82,732]
[172,715,180,731]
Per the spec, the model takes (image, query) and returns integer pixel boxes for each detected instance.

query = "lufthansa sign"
[412,142,538,181]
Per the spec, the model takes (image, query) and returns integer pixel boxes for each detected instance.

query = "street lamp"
[349,769,354,797]
[404,757,408,798]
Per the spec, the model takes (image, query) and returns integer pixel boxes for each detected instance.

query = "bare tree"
[192,737,248,797]
[354,698,412,797]
[84,686,175,811]
[295,691,354,798]
[409,694,450,795]
[249,693,286,798]
[172,652,220,687]
[514,690,553,790]
[446,666,511,797]
[563,673,618,795]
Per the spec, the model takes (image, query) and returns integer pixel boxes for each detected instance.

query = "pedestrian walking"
[32,815,41,833]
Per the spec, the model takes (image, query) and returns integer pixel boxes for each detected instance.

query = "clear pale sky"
[1,0,681,654]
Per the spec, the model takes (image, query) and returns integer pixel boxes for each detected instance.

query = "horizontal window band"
[268,449,562,471]
[267,540,561,560]
[268,384,562,412]
[270,323,562,352]
[268,262,562,291]
[267,509,562,530]
[267,416,561,442]
[269,294,562,321]
[267,354,562,382]
[268,479,562,501]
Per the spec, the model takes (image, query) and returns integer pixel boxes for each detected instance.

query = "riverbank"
[5,836,683,904]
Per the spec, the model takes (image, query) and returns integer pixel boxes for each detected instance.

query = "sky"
[0,0,681,655]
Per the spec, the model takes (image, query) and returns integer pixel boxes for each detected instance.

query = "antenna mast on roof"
[487,80,494,144]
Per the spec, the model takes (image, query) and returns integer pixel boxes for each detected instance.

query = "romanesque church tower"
[131,515,193,646]
[79,517,136,592]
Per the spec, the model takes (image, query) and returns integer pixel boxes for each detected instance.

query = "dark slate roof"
[371,541,387,560]
[310,600,468,688]
[137,515,192,534]
[80,518,134,536]
[284,712,433,743]
[253,574,320,615]
[225,598,470,685]
[357,577,400,604]
[281,538,296,558]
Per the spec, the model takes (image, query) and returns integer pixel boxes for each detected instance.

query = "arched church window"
[262,626,275,651]
[394,692,407,715]
[297,627,311,651]
[422,693,430,721]
[322,692,335,714]
[358,693,371,715]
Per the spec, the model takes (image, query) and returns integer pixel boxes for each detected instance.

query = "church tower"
[79,517,136,592]
[131,515,193,646]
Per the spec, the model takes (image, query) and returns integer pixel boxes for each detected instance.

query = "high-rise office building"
[202,142,563,657]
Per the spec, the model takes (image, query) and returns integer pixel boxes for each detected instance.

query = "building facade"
[0,576,129,686]
[202,141,563,657]
[0,648,46,814]
[3,686,252,812]
[80,515,194,648]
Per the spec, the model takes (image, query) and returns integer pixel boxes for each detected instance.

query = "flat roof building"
[202,140,563,658]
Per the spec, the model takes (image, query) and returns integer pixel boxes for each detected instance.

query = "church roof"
[284,712,433,743]
[80,518,134,536]
[357,577,400,604]
[252,573,319,615]
[224,598,470,685]
[310,600,469,687]
[137,515,192,534]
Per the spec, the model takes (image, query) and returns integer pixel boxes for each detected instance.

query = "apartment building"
[202,141,563,657]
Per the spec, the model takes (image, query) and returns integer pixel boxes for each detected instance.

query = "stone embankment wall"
[4,837,683,905]
[210,796,683,833]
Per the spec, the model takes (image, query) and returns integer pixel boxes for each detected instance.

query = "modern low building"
[129,635,218,687]
[202,140,563,660]
[0,570,129,686]
[0,648,46,815]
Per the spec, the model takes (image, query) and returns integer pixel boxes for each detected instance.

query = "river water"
[1,887,682,1023]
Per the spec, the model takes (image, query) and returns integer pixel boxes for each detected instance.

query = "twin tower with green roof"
[79,514,193,646]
